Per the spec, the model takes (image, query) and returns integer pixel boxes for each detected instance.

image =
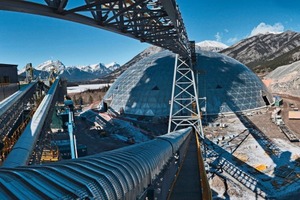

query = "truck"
[275,115,284,125]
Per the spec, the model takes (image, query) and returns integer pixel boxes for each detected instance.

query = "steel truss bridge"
[0,0,191,58]
[0,0,208,199]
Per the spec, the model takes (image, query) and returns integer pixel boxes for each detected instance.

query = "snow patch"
[67,84,111,94]
[196,40,228,52]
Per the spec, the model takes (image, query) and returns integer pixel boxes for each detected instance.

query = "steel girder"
[0,0,191,58]
[168,55,203,138]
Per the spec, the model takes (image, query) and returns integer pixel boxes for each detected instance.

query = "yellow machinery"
[41,148,59,163]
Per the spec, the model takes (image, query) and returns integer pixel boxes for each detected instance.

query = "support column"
[168,54,204,138]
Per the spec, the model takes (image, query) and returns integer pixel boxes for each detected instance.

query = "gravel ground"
[205,106,300,199]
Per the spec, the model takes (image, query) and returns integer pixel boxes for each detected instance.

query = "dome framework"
[102,50,273,117]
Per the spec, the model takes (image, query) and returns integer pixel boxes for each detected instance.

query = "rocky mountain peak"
[18,60,121,83]
[220,31,300,72]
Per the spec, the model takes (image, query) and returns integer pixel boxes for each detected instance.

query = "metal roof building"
[0,64,18,83]
[288,111,300,119]
[0,64,19,101]
[101,50,273,116]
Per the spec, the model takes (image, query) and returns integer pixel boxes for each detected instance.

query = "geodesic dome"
[101,49,273,116]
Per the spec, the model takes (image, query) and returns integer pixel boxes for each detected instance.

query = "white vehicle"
[275,115,284,125]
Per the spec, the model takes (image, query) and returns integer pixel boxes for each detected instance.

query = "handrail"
[195,132,212,200]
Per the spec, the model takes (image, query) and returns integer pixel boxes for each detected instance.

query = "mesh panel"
[104,50,273,116]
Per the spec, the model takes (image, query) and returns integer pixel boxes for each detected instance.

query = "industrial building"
[101,50,273,117]
[0,63,19,101]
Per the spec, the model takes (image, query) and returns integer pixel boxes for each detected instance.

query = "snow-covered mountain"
[18,60,65,75]
[196,40,228,52]
[220,31,300,72]
[18,60,121,82]
[18,60,65,80]
[36,60,65,72]
[61,66,99,82]
[78,63,112,77]
[105,62,120,71]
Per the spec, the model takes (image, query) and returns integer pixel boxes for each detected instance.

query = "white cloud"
[227,37,239,44]
[215,32,222,42]
[224,29,229,33]
[250,22,284,37]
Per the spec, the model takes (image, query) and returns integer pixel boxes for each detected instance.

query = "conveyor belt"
[0,128,192,199]
[3,79,60,168]
[0,82,36,117]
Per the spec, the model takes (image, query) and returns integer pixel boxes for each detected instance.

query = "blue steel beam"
[0,0,192,58]
[67,109,76,159]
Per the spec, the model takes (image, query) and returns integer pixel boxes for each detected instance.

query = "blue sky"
[1,0,300,69]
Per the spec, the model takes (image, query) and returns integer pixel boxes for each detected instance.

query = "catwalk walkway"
[169,133,203,199]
